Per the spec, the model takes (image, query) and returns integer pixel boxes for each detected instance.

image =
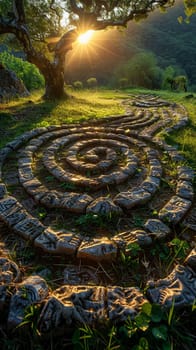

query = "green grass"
[0,88,125,148]
[125,88,196,173]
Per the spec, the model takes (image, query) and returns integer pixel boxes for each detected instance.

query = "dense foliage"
[65,2,196,90]
[0,51,44,90]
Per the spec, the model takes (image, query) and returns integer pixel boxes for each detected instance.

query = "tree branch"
[13,0,26,24]
[69,0,83,16]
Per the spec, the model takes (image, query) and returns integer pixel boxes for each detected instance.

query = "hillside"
[66,2,196,89]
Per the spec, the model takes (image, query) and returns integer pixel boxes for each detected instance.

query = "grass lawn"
[0,89,125,148]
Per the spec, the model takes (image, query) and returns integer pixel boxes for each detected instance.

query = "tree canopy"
[0,1,195,99]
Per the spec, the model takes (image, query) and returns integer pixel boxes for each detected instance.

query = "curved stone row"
[0,248,195,330]
[14,127,160,212]
[0,97,194,262]
[131,94,171,108]
[42,133,139,189]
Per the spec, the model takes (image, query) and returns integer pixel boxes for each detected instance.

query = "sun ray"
[77,30,94,45]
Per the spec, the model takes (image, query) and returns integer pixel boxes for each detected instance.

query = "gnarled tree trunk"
[25,45,71,100]
[44,72,66,100]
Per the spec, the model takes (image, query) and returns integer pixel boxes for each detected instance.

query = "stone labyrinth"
[0,95,195,331]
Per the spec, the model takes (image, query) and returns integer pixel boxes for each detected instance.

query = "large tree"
[0,1,194,99]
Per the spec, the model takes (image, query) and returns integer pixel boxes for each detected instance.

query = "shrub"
[73,80,83,89]
[0,50,45,90]
[118,77,129,88]
[173,75,188,91]
[161,65,187,91]
[86,77,97,88]
[113,52,163,89]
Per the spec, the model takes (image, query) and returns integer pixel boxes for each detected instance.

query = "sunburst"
[77,30,94,44]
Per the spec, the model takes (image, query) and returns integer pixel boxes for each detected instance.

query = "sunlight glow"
[77,30,94,44]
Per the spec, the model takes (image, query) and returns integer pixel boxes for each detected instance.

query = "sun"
[77,30,94,44]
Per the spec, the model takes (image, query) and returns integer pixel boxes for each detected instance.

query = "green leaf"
[168,298,175,326]
[151,304,164,323]
[191,300,196,311]
[152,325,168,341]
[139,337,149,350]
[141,302,152,316]
[135,312,150,331]
[120,251,126,263]
[178,16,183,23]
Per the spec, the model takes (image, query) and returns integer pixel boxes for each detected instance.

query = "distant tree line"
[65,2,196,91]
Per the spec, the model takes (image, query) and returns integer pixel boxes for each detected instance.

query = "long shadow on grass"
[0,97,67,148]
[0,91,120,149]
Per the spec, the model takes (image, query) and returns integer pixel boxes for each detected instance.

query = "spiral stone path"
[0,94,195,331]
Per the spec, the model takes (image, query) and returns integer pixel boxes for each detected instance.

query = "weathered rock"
[3,205,28,228]
[177,166,195,182]
[0,258,21,311]
[8,275,49,328]
[0,197,30,229]
[0,196,18,217]
[34,228,59,253]
[107,287,147,322]
[114,189,151,209]
[144,219,171,239]
[0,183,7,199]
[168,151,185,162]
[182,206,196,231]
[34,228,82,255]
[86,198,122,216]
[77,238,118,261]
[39,297,67,332]
[13,217,45,240]
[113,230,152,249]
[147,265,196,308]
[141,176,160,194]
[22,178,42,195]
[159,196,192,224]
[185,248,196,271]
[132,96,170,108]
[0,64,29,102]
[176,180,194,200]
[39,285,106,331]
[18,164,34,183]
[0,257,20,284]
[35,190,63,207]
[60,193,93,213]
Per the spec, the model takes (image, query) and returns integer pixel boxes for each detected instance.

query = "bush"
[118,78,129,88]
[173,75,188,91]
[161,65,187,91]
[73,80,83,89]
[86,77,97,88]
[0,50,45,90]
[113,52,163,89]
